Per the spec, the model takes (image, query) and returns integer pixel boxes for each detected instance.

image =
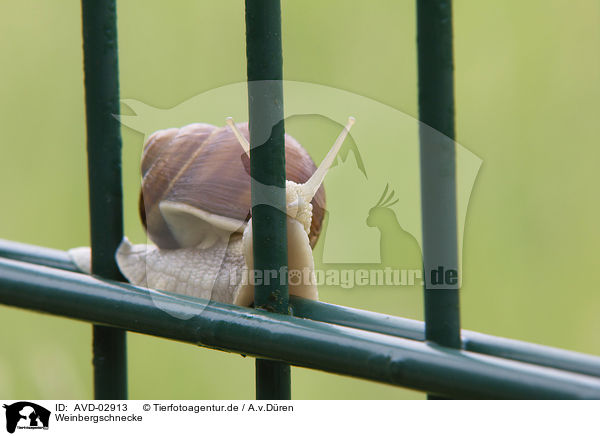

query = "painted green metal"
[416,0,460,353]
[291,295,425,341]
[0,240,79,273]
[245,0,290,400]
[416,0,460,349]
[291,298,600,379]
[256,360,291,399]
[1,257,600,399]
[81,0,128,400]
[3,238,600,380]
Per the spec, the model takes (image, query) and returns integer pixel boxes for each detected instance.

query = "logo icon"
[3,402,50,434]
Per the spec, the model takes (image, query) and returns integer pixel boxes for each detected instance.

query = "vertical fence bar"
[416,0,460,399]
[245,0,291,400]
[81,0,128,400]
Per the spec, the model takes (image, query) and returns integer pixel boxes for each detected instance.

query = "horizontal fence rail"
[2,239,600,380]
[291,299,600,379]
[1,241,600,398]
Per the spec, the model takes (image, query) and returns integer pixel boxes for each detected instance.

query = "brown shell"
[139,122,326,249]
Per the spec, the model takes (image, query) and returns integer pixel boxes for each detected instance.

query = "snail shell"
[139,122,326,250]
[69,117,355,307]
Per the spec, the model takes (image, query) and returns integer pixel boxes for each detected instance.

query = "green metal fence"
[1,0,600,400]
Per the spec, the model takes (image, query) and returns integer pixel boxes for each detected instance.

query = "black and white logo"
[3,402,50,434]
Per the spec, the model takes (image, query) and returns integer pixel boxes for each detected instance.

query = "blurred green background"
[0,0,599,399]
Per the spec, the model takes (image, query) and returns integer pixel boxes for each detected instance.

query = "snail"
[69,117,355,307]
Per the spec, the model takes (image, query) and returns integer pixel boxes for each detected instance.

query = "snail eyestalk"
[226,117,250,155]
[302,116,355,201]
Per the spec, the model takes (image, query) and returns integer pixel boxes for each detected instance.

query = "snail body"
[70,117,355,307]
